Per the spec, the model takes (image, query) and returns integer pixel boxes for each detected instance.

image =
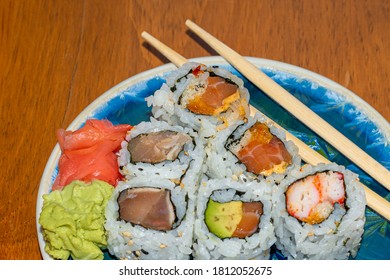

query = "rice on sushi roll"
[105,177,195,260]
[118,118,204,193]
[146,62,250,138]
[205,113,301,184]
[193,177,276,260]
[272,163,366,259]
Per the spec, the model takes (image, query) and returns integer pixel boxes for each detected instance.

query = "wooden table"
[1,0,389,260]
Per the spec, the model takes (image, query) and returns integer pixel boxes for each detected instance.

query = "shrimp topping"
[286,171,345,224]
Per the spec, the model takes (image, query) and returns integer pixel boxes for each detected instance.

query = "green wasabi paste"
[39,180,114,260]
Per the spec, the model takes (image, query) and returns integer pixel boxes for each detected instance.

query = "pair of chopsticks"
[140,20,390,221]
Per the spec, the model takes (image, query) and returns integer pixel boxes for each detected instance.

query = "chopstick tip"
[141,31,149,39]
[185,19,193,26]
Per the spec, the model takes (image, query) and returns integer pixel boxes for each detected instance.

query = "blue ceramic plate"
[36,56,390,260]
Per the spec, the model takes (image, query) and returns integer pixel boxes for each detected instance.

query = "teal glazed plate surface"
[36,56,390,260]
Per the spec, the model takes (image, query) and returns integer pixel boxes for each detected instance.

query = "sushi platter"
[36,56,390,260]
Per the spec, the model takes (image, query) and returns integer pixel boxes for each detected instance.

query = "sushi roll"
[193,177,276,260]
[105,177,195,260]
[272,163,366,259]
[118,118,204,194]
[146,62,250,138]
[205,113,301,183]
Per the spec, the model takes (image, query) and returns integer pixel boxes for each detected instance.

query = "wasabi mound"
[39,180,114,260]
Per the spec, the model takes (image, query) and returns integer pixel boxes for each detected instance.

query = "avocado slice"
[204,199,243,238]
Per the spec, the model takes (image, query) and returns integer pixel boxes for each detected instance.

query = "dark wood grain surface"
[1,0,389,259]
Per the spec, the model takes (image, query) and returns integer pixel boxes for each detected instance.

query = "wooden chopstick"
[142,31,187,67]
[185,19,390,193]
[141,31,390,221]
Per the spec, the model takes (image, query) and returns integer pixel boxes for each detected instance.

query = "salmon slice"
[127,131,191,164]
[186,76,240,115]
[231,122,292,175]
[52,119,131,190]
[118,187,175,231]
[232,202,263,238]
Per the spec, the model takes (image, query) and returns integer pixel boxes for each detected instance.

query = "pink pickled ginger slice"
[52,119,132,190]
